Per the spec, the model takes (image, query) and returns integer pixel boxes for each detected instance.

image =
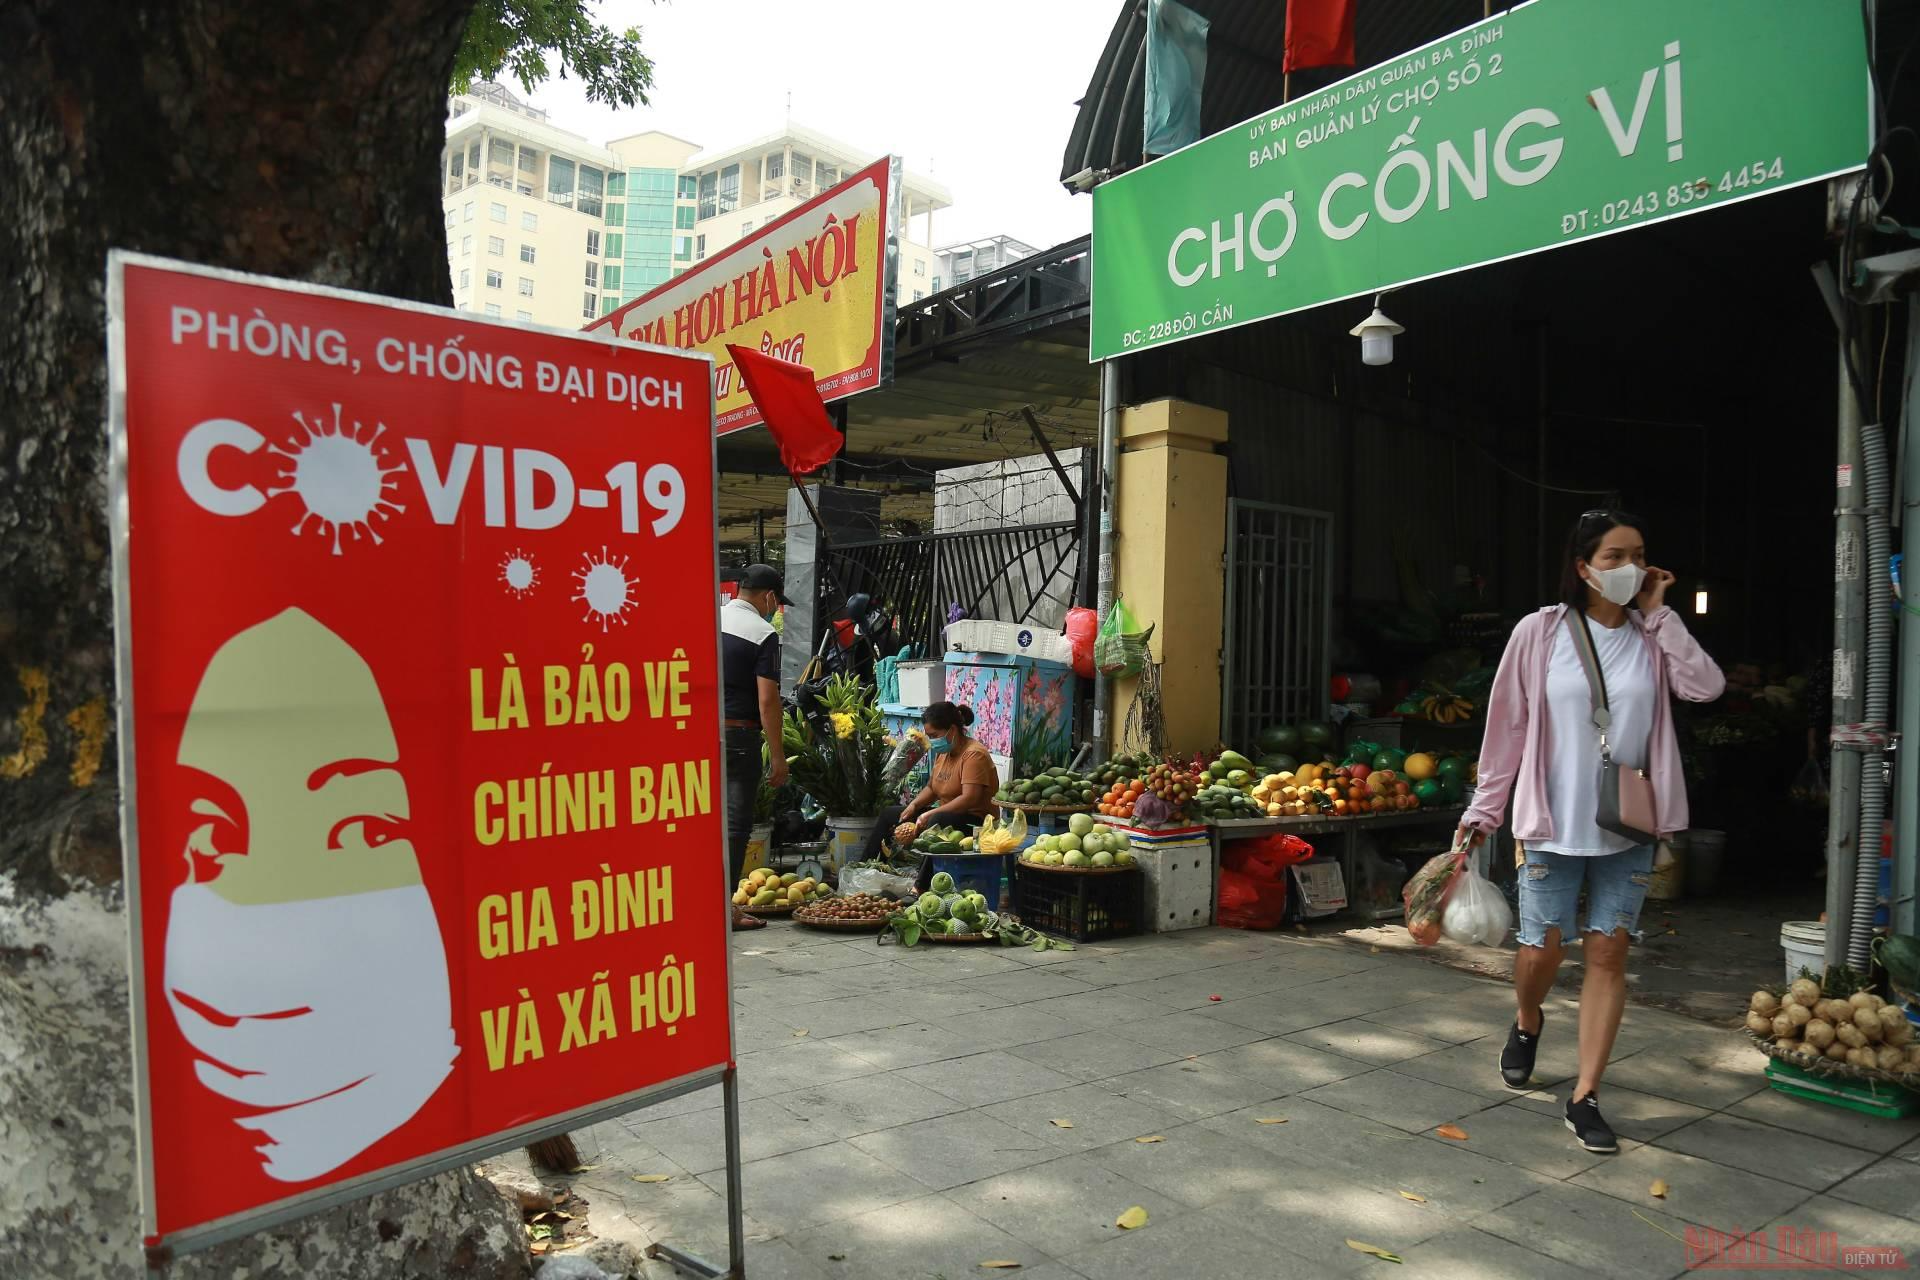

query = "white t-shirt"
[1536,612,1657,856]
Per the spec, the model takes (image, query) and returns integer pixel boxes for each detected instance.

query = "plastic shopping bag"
[1789,757,1829,809]
[1065,606,1098,679]
[1440,864,1513,947]
[1401,848,1468,946]
[1094,598,1155,678]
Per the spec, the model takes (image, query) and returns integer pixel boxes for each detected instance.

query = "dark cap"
[741,564,791,605]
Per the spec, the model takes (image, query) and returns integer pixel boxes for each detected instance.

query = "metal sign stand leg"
[647,1065,747,1279]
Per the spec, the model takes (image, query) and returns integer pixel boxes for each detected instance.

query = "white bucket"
[824,816,879,873]
[1781,920,1825,984]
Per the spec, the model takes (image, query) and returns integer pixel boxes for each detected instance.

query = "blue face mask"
[926,732,953,757]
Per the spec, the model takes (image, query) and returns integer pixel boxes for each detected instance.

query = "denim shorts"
[1516,844,1657,948]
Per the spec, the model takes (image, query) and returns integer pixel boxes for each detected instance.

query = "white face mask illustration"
[1584,561,1647,608]
[163,607,456,1183]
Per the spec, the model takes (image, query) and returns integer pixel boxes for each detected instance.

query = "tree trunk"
[0,4,530,1276]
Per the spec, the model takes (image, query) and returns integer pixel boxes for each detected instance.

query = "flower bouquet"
[782,674,894,819]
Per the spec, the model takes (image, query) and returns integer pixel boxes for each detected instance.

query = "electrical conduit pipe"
[1851,419,1894,969]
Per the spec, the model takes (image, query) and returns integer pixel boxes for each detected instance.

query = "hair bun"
[959,706,975,727]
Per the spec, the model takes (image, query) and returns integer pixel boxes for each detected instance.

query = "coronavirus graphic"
[267,404,407,555]
[572,547,638,631]
[500,549,540,599]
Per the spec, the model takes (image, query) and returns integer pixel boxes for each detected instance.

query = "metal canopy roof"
[716,238,1095,548]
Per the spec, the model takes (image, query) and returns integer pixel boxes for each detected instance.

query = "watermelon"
[1436,756,1469,782]
[1258,724,1304,757]
[1372,748,1408,774]
[1437,776,1465,805]
[1298,721,1337,753]
[1258,753,1299,776]
[1413,778,1443,807]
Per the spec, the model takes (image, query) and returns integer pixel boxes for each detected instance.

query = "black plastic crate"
[1013,867,1143,942]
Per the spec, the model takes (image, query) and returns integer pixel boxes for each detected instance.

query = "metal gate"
[1222,500,1333,750]
[819,521,1080,657]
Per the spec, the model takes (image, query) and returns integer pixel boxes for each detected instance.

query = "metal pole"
[1825,333,1867,971]
[1092,359,1122,760]
[1894,294,1919,937]
[722,1066,746,1278]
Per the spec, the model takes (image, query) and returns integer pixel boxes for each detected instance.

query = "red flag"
[1284,0,1355,73]
[725,344,844,476]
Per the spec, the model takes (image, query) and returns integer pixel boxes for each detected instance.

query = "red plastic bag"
[1401,848,1468,946]
[1217,834,1313,929]
[1065,607,1097,679]
[1217,868,1289,930]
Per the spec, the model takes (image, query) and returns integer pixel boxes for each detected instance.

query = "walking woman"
[1461,510,1724,1152]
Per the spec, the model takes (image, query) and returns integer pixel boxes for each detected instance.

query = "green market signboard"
[1090,0,1870,360]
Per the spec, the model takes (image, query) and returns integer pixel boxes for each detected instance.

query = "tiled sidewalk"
[505,925,1920,1279]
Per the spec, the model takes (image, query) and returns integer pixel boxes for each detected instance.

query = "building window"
[932,275,942,291]
[742,221,753,238]
[791,151,813,196]
[697,171,717,220]
[488,235,505,256]
[461,235,473,255]
[913,289,926,301]
[605,232,623,258]
[485,269,503,289]
[913,259,925,277]
[484,303,502,317]
[584,262,600,288]
[586,229,601,257]
[674,206,694,230]
[548,156,575,207]
[600,295,619,317]
[718,163,740,214]
[604,203,623,226]
[460,269,471,289]
[673,234,691,259]
[446,210,457,228]
[518,277,534,297]
[521,210,538,231]
[518,147,538,175]
[467,141,481,170]
[607,172,626,197]
[603,265,621,292]
[578,165,605,217]
[449,151,464,179]
[515,309,533,322]
[489,202,507,223]
[817,161,839,188]
[463,201,475,221]
[581,292,597,320]
[678,174,697,199]
[519,243,536,263]
[696,234,706,260]
[766,152,784,180]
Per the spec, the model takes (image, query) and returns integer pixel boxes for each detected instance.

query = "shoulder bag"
[1563,608,1658,844]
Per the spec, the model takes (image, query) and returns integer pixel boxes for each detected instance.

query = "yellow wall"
[1111,399,1228,758]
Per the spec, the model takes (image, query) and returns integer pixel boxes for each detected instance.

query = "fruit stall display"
[1018,814,1139,870]
[733,868,832,913]
[883,871,1075,951]
[996,762,1136,811]
[792,893,896,930]
[1743,975,1920,1088]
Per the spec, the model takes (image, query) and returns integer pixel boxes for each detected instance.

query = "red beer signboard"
[107,254,733,1248]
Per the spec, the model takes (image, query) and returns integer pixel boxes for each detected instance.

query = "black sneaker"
[1565,1091,1620,1154]
[1499,1016,1543,1091]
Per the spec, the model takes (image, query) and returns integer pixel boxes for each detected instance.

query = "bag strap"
[1562,608,1615,759]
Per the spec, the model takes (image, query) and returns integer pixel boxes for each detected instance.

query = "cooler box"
[944,620,1075,665]
[939,653,1076,768]
[898,661,946,707]
[1133,837,1215,932]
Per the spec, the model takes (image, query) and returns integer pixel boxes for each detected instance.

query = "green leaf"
[453,1,656,108]
[900,922,923,948]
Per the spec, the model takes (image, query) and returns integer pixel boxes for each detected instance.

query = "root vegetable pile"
[1747,977,1919,1075]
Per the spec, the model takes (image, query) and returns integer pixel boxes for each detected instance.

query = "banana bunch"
[1421,694,1475,724]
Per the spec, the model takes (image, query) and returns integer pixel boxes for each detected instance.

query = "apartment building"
[440,85,954,328]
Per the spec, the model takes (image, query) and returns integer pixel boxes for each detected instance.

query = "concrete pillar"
[1110,398,1228,758]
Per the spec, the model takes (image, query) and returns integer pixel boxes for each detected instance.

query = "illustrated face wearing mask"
[164,607,456,1184]
[1580,524,1648,607]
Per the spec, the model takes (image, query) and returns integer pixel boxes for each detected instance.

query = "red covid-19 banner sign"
[107,254,732,1250]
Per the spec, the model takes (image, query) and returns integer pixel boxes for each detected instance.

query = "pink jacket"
[1462,604,1725,840]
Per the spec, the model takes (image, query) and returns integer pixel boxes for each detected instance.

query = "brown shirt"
[929,740,999,815]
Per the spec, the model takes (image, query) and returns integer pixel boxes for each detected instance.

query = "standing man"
[722,565,790,931]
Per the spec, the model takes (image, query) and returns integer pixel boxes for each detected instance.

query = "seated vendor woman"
[861,702,1000,876]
